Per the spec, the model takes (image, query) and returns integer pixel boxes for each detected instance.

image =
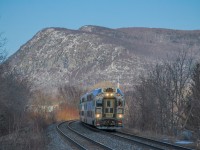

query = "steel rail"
[81,122,162,149]
[82,122,194,150]
[67,120,113,150]
[57,121,86,150]
[116,131,194,150]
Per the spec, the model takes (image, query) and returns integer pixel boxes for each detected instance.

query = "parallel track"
[57,121,112,150]
[82,121,194,150]
[115,131,194,150]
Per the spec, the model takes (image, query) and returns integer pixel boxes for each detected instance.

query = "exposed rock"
[5,26,200,91]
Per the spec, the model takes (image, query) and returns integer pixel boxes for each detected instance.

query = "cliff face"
[6,25,200,90]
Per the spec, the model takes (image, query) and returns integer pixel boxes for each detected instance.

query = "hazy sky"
[0,0,200,56]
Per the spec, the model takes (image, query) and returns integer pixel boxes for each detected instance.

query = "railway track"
[113,131,194,150]
[57,120,112,150]
[82,121,194,150]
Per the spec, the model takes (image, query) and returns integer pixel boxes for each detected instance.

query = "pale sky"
[0,0,200,56]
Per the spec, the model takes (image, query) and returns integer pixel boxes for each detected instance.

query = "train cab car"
[79,87,125,129]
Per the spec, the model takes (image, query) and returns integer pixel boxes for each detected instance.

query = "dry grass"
[0,124,47,150]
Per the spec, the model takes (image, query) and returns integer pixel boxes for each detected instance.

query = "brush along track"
[82,122,194,150]
[57,121,112,150]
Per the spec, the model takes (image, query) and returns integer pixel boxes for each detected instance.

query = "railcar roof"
[90,87,124,96]
[80,93,88,99]
[91,88,102,97]
[117,88,124,96]
[81,87,124,99]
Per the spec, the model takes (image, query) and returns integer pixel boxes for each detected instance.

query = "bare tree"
[0,32,47,149]
[128,50,194,135]
[58,84,84,108]
[186,62,200,132]
[0,32,31,135]
[0,70,31,135]
[165,51,193,131]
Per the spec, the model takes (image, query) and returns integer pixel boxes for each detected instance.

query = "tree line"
[0,33,48,149]
[126,51,200,139]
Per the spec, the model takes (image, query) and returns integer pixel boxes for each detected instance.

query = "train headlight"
[105,93,114,97]
[118,114,123,118]
[96,114,101,118]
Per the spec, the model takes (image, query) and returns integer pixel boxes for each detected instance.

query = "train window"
[82,97,86,102]
[84,103,87,110]
[87,94,94,101]
[107,101,111,107]
[96,100,102,107]
[87,95,90,101]
[104,99,114,107]
[110,108,113,113]
[118,100,123,107]
[87,111,90,117]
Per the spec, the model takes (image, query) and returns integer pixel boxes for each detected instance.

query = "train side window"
[82,97,86,102]
[96,100,102,107]
[84,103,87,110]
[118,100,123,107]
[87,94,93,101]
[110,108,113,113]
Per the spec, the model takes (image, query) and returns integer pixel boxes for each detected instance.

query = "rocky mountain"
[6,25,200,91]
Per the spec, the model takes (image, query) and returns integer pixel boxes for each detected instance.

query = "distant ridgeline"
[5,25,200,91]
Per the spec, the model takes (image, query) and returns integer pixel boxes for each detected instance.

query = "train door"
[104,99,115,118]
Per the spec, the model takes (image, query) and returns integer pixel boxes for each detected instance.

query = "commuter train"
[79,87,125,129]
